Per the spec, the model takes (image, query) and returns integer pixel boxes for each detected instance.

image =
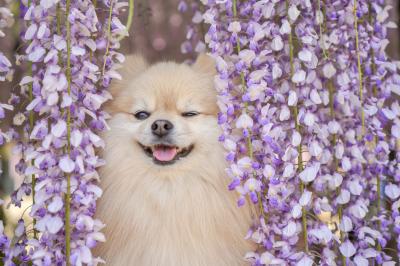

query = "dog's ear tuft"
[109,54,148,98]
[192,54,216,76]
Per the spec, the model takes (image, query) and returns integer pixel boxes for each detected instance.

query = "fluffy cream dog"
[95,54,254,265]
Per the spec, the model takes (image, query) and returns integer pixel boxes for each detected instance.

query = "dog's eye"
[134,111,150,120]
[182,111,199,117]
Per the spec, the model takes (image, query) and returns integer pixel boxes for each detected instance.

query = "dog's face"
[107,55,220,168]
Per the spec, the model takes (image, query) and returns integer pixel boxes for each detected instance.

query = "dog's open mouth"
[139,143,194,165]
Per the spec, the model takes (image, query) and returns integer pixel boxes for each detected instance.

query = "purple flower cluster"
[0,5,14,83]
[197,0,400,265]
[0,3,24,265]
[178,0,207,58]
[1,0,128,265]
[0,3,15,146]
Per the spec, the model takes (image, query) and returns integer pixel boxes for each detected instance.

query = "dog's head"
[106,54,220,168]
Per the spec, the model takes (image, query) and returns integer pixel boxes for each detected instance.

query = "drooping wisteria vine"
[178,0,207,59]
[0,2,16,263]
[198,0,400,265]
[0,0,129,265]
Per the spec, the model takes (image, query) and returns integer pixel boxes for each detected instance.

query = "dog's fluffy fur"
[95,54,253,265]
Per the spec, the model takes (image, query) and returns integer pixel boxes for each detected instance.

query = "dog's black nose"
[151,120,174,137]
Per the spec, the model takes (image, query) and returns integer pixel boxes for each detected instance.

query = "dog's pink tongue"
[153,147,177,161]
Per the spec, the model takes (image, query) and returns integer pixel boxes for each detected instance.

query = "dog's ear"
[106,54,148,114]
[192,53,217,76]
[109,54,148,98]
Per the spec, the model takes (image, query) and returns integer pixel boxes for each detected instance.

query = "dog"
[94,54,254,265]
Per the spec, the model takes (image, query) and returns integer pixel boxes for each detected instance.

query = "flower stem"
[27,0,37,240]
[328,81,347,266]
[116,0,134,41]
[353,0,365,138]
[367,2,382,255]
[322,4,346,264]
[232,0,265,218]
[318,0,329,59]
[102,1,114,77]
[354,1,380,263]
[285,0,308,253]
[368,2,377,97]
[232,0,254,162]
[126,0,134,34]
[65,0,72,264]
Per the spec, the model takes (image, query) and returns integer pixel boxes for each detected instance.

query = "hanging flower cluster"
[0,4,14,83]
[0,3,15,160]
[0,2,21,264]
[1,0,129,265]
[178,0,206,59]
[197,0,400,265]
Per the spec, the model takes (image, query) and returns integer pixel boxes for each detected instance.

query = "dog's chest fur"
[95,135,253,266]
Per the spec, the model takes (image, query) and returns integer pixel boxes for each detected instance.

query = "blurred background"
[0,0,399,237]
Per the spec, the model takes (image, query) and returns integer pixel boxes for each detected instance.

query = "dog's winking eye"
[134,111,150,120]
[182,111,199,117]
